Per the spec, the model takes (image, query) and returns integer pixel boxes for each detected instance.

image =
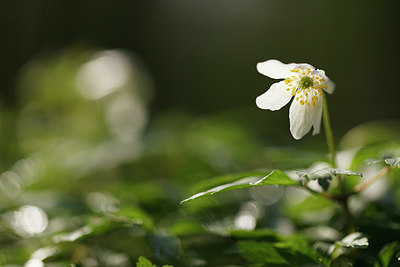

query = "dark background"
[2,0,400,137]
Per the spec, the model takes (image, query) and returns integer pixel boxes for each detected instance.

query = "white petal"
[256,81,293,111]
[289,99,315,140]
[312,95,323,135]
[313,69,335,94]
[256,59,296,79]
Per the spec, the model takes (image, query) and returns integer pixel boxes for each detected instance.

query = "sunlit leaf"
[181,170,298,203]
[339,121,400,150]
[297,168,362,191]
[297,168,362,180]
[136,256,156,267]
[385,158,400,168]
[374,241,400,267]
[238,241,289,265]
[285,195,336,223]
[351,141,400,170]
[238,238,327,266]
[136,255,173,267]
[337,232,369,249]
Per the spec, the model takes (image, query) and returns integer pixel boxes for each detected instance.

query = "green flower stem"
[322,93,336,168]
[322,93,345,193]
[323,93,354,232]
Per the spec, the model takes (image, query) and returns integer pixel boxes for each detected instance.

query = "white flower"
[256,59,335,140]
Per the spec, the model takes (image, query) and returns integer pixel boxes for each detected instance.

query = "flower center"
[284,68,325,107]
[299,76,314,89]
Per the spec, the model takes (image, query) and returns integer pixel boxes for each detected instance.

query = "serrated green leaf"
[188,171,269,194]
[297,168,363,180]
[350,140,400,169]
[297,168,362,192]
[366,157,400,168]
[238,238,327,266]
[337,232,369,249]
[136,256,173,267]
[238,241,289,265]
[136,256,156,267]
[385,158,400,168]
[374,241,400,267]
[253,170,300,186]
[181,170,298,203]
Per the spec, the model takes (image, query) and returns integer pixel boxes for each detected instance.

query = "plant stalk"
[322,93,354,232]
[322,93,336,168]
[355,166,391,193]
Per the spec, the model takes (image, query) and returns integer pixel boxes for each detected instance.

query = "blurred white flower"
[256,59,334,139]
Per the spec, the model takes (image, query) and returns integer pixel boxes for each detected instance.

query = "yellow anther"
[300,100,304,105]
[300,95,303,98]
[286,88,290,91]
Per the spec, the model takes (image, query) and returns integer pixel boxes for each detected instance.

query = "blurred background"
[1,0,400,266]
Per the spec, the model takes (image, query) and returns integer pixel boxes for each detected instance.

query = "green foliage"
[1,48,400,266]
[337,232,369,249]
[374,241,400,267]
[298,168,363,191]
[136,256,173,267]
[235,231,328,266]
[181,170,299,203]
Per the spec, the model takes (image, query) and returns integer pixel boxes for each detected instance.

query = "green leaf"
[337,232,369,249]
[113,206,154,230]
[238,238,327,266]
[136,256,173,267]
[385,158,400,168]
[374,241,400,267]
[136,256,157,267]
[297,168,363,181]
[297,168,362,192]
[350,140,400,170]
[238,241,289,265]
[285,195,336,223]
[181,170,299,203]
[230,229,281,242]
[168,219,206,236]
[330,255,353,267]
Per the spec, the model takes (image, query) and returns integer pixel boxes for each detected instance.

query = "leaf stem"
[354,166,391,193]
